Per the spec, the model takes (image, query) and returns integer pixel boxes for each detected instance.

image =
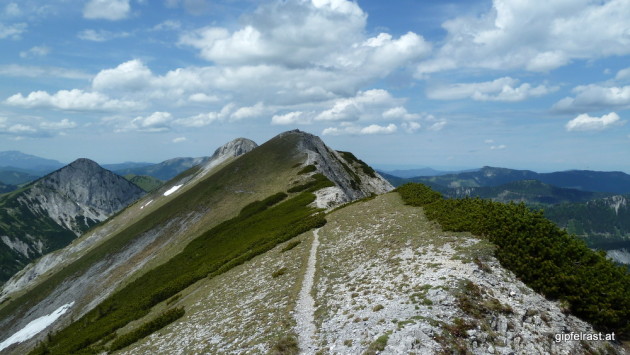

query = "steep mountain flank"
[110,193,625,354]
[0,130,392,354]
[0,159,144,284]
[288,130,392,208]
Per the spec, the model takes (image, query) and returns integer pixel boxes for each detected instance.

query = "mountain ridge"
[0,131,627,354]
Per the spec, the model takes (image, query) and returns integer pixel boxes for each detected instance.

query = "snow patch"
[140,199,153,209]
[163,185,183,196]
[0,301,74,351]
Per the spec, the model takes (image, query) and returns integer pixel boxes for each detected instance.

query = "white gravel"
[294,229,320,353]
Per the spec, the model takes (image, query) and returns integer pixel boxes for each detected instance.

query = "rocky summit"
[0,159,145,284]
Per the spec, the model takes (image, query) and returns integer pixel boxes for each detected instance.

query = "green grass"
[364,333,389,354]
[280,240,301,253]
[297,165,317,175]
[124,175,163,192]
[107,307,185,352]
[288,173,334,193]
[268,334,299,355]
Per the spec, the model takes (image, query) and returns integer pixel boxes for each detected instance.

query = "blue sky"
[0,0,629,172]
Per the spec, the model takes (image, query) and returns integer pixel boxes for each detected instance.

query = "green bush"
[297,165,317,175]
[272,267,287,278]
[109,307,185,351]
[268,335,299,355]
[281,240,301,253]
[398,183,630,338]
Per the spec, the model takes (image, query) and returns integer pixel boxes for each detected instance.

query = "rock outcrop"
[285,129,393,208]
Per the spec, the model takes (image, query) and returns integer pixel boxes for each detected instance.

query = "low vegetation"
[108,307,185,351]
[287,173,334,193]
[337,151,377,178]
[30,186,328,354]
[397,183,630,338]
[268,334,299,355]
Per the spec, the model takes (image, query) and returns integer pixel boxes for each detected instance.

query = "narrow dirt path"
[294,228,320,353]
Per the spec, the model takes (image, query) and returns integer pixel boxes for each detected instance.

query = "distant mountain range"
[385,166,630,194]
[0,151,64,173]
[112,157,210,181]
[381,167,630,264]
[0,151,215,190]
[378,167,478,178]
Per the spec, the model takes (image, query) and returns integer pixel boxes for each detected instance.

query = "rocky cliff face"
[286,129,393,208]
[195,138,258,179]
[0,159,145,283]
[17,159,145,235]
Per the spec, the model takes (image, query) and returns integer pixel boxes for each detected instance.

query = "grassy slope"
[0,137,284,324]
[0,132,333,354]
[124,175,163,192]
[34,182,327,354]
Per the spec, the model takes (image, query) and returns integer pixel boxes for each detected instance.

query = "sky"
[0,0,629,172]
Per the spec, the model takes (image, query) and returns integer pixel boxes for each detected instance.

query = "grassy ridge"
[0,132,302,326]
[33,186,327,354]
[397,183,630,338]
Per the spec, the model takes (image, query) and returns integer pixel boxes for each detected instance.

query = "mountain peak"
[210,137,258,161]
[67,158,101,170]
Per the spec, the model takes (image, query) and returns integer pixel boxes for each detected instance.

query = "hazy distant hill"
[102,162,154,171]
[445,180,610,205]
[389,166,630,194]
[114,157,210,181]
[123,174,164,192]
[380,167,477,178]
[0,169,39,186]
[0,182,15,194]
[0,151,64,174]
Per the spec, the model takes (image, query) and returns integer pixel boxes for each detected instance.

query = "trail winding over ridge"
[294,228,320,353]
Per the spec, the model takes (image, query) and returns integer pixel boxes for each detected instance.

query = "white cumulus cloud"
[39,119,77,130]
[428,77,557,102]
[565,112,625,131]
[6,89,141,111]
[553,85,630,112]
[19,46,50,58]
[322,123,398,136]
[0,23,27,40]
[271,111,313,125]
[78,29,129,42]
[117,111,173,133]
[83,0,131,21]
[417,0,630,75]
